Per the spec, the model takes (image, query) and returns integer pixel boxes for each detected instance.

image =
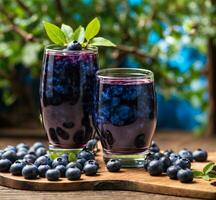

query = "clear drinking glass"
[40,44,98,153]
[93,68,157,167]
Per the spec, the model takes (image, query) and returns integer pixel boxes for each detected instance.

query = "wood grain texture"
[0,147,216,199]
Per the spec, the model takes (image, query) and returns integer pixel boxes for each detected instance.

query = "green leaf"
[208,173,216,178]
[90,37,116,47]
[72,25,85,43]
[43,21,66,45]
[202,175,210,181]
[203,162,215,175]
[68,152,76,162]
[61,24,73,42]
[85,17,100,41]
[193,170,204,178]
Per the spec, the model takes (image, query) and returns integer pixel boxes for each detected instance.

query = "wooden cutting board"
[0,148,216,199]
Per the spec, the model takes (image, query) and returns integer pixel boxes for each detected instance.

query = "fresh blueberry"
[159,156,171,171]
[65,167,81,180]
[175,158,191,169]
[106,159,121,172]
[38,165,51,177]
[166,165,181,180]
[52,157,68,168]
[34,156,52,167]
[24,154,37,163]
[4,145,17,153]
[84,160,99,170]
[163,149,174,157]
[154,152,164,160]
[36,147,47,157]
[10,160,26,176]
[149,141,160,153]
[0,159,12,172]
[147,160,164,176]
[16,151,27,159]
[2,150,17,163]
[32,142,44,151]
[67,41,82,51]
[22,164,38,179]
[66,162,83,171]
[86,139,97,151]
[77,150,94,161]
[179,149,193,162]
[55,165,66,177]
[59,153,69,161]
[17,147,28,153]
[83,163,98,176]
[177,168,193,183]
[193,149,208,162]
[169,153,179,164]
[111,97,120,107]
[76,158,87,167]
[143,153,155,170]
[46,169,60,181]
[16,143,29,150]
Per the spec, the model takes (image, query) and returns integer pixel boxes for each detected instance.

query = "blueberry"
[76,158,87,167]
[179,149,193,162]
[111,86,123,96]
[143,153,155,170]
[62,121,74,129]
[60,153,69,161]
[67,41,82,51]
[16,151,27,159]
[163,149,174,157]
[38,165,51,177]
[46,169,60,181]
[0,159,12,172]
[65,167,81,180]
[111,97,120,107]
[177,169,193,183]
[2,150,17,163]
[86,139,97,151]
[85,160,99,170]
[175,158,191,169]
[134,134,145,148]
[56,127,70,140]
[55,165,66,177]
[32,142,44,151]
[77,150,94,161]
[36,147,47,157]
[83,163,98,176]
[66,162,83,171]
[106,159,121,172]
[34,156,52,167]
[147,160,164,176]
[52,157,68,168]
[110,114,124,126]
[22,164,38,179]
[17,147,28,153]
[16,143,29,150]
[169,153,179,164]
[149,146,160,153]
[154,152,164,160]
[193,149,208,162]
[166,165,181,180]
[4,145,17,153]
[24,154,37,163]
[159,156,171,171]
[10,160,26,176]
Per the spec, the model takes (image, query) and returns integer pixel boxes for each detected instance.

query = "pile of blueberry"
[0,139,121,181]
[145,141,208,183]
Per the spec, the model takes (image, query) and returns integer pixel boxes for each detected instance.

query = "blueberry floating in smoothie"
[49,128,60,144]
[62,121,74,129]
[56,127,70,140]
[134,134,146,148]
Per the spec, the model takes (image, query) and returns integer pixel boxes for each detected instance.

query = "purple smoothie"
[40,46,98,149]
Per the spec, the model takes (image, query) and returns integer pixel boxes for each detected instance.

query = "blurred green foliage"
[0,0,215,128]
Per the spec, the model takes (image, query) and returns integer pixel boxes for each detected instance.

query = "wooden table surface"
[0,130,215,200]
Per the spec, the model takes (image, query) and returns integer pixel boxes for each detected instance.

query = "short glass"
[40,44,98,153]
[93,68,157,167]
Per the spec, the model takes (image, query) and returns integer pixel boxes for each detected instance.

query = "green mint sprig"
[193,162,216,181]
[43,17,116,48]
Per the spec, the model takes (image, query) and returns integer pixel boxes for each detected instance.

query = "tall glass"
[40,45,98,153]
[93,68,157,167]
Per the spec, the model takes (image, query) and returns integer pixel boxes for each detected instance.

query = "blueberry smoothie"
[40,45,98,150]
[94,68,157,167]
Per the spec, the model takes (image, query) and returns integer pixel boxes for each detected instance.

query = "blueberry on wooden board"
[147,160,163,176]
[193,149,208,162]
[83,163,98,176]
[38,165,51,177]
[177,169,193,183]
[106,159,121,172]
[66,167,81,180]
[46,169,60,181]
[22,164,38,179]
[0,159,12,172]
[56,127,70,140]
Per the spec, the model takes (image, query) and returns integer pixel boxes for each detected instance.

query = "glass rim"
[96,68,154,80]
[45,44,98,54]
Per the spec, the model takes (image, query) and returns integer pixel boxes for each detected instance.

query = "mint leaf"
[43,21,66,45]
[61,24,73,42]
[193,170,204,178]
[68,152,76,162]
[202,175,210,181]
[85,17,100,42]
[72,25,85,43]
[203,162,215,175]
[90,37,116,47]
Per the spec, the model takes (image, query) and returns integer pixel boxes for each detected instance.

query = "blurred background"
[0,0,215,136]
